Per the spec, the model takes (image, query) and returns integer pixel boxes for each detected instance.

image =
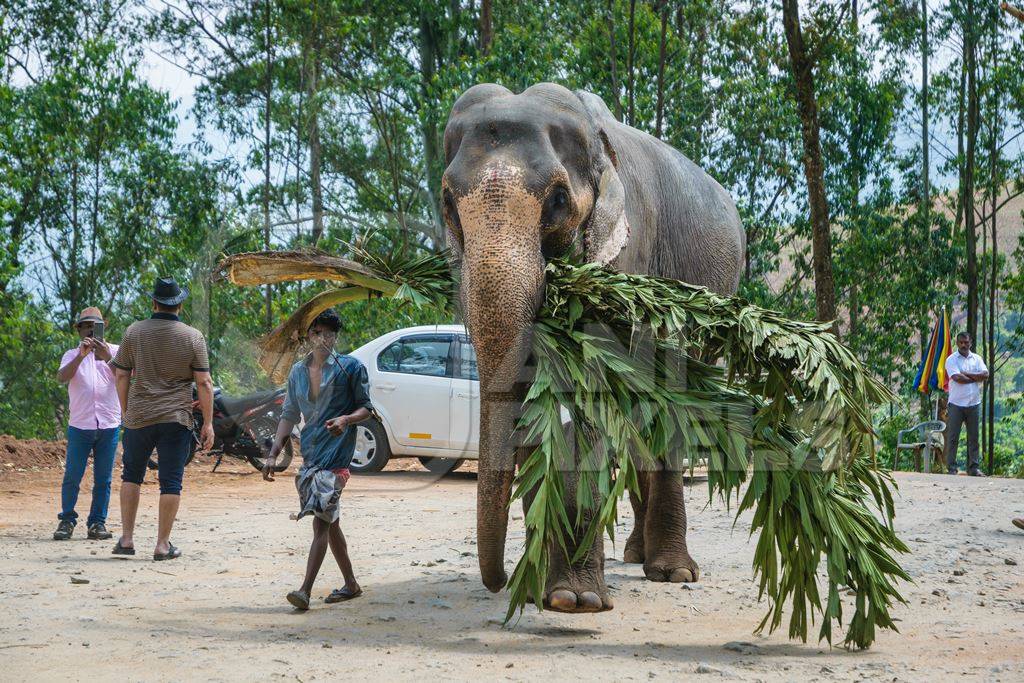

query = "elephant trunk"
[465,250,543,593]
[456,166,545,592]
[475,391,523,592]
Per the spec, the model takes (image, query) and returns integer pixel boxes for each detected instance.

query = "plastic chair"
[895,420,946,472]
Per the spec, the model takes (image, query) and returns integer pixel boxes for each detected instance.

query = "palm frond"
[505,261,907,649]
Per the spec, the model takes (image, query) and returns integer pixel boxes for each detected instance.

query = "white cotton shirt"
[945,351,988,408]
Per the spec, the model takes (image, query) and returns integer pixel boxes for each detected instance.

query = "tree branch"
[1001,2,1024,24]
[973,185,1024,225]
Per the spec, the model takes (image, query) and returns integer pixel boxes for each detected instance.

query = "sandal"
[112,539,135,556]
[153,543,181,561]
[324,586,362,603]
[287,590,310,610]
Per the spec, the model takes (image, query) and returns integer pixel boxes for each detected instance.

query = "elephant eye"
[541,186,570,230]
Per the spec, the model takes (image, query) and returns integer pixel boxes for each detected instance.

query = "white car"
[347,325,479,473]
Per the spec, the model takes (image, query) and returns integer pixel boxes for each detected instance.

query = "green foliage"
[0,289,70,439]
[506,261,907,650]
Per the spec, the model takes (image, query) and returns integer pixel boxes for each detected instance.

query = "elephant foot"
[643,551,699,583]
[622,534,645,564]
[544,582,614,614]
[543,555,614,613]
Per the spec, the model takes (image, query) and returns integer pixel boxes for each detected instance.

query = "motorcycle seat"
[218,388,284,417]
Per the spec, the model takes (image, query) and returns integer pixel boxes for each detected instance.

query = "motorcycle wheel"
[244,416,294,473]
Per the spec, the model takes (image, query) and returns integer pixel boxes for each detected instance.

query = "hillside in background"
[766,188,1024,295]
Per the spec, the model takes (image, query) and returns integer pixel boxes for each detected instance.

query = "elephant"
[441,82,745,614]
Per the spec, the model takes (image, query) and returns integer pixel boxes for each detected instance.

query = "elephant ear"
[585,130,629,265]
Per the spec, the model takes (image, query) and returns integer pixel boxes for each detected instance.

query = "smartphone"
[92,321,105,343]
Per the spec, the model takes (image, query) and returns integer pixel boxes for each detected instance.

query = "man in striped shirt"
[111,278,214,561]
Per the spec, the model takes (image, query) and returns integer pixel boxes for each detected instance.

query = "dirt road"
[1,459,1022,681]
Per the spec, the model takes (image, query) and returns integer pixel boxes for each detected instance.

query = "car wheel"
[350,418,391,473]
[418,457,464,475]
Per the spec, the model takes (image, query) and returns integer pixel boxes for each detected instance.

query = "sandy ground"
[1,458,1023,682]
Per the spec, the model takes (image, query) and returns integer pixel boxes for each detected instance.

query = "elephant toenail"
[547,589,577,611]
[578,591,603,611]
[668,567,698,583]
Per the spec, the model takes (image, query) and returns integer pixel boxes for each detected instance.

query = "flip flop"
[324,586,362,603]
[287,590,310,610]
[112,540,135,556]
[153,543,181,561]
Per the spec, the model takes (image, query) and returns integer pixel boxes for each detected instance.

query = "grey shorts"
[295,465,350,523]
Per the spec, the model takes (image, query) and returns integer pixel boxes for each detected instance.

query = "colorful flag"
[914,308,952,394]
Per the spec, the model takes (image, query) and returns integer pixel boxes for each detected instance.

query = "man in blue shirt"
[264,308,372,610]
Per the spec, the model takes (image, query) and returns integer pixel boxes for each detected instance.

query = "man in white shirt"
[53,307,121,540]
[944,332,989,476]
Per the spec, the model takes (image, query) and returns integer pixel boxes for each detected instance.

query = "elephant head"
[441,83,629,592]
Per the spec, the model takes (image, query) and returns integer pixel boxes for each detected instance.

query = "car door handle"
[456,392,473,398]
[377,383,397,392]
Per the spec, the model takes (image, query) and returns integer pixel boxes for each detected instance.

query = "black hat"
[151,277,189,306]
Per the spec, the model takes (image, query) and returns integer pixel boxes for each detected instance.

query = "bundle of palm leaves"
[216,247,908,650]
[510,261,908,650]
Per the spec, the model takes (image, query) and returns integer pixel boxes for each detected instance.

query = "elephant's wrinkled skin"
[442,83,744,613]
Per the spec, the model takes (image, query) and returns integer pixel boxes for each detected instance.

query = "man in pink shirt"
[53,307,121,541]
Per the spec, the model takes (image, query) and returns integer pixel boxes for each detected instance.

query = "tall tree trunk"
[954,59,966,236]
[654,0,668,139]
[479,0,492,55]
[692,18,708,158]
[921,0,930,235]
[848,0,860,340]
[782,0,837,330]
[308,93,323,247]
[70,161,80,324]
[307,1,324,246]
[263,0,273,330]
[294,93,303,298]
[90,150,100,309]
[987,11,1000,472]
[626,0,636,126]
[965,0,979,345]
[606,0,622,120]
[980,189,988,459]
[419,7,444,249]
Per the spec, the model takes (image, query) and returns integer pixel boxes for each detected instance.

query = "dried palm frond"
[216,245,457,381]
[214,249,396,291]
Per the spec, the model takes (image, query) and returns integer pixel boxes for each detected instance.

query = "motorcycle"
[147,386,296,473]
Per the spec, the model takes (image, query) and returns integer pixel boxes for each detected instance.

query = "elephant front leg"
[543,518,613,613]
[641,468,699,583]
[525,458,614,613]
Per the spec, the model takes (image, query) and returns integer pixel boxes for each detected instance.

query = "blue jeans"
[59,426,120,526]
